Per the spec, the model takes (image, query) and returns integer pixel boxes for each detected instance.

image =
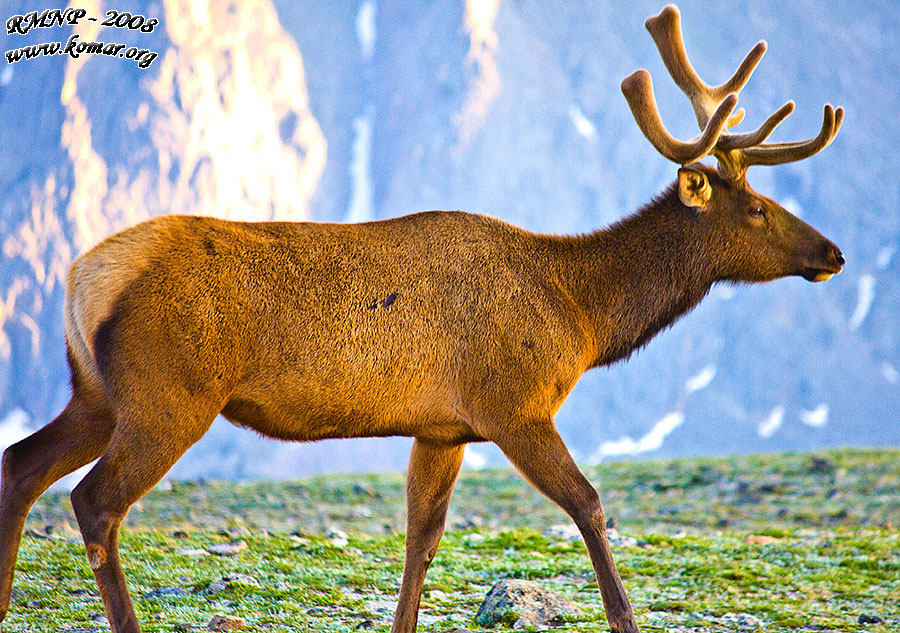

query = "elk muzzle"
[801,241,844,282]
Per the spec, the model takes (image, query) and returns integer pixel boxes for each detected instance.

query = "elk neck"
[549,185,719,369]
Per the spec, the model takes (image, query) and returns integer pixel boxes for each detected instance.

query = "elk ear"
[677,167,711,209]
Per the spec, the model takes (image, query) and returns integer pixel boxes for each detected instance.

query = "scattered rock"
[736,481,763,505]
[809,455,835,473]
[23,529,55,541]
[643,611,674,623]
[352,482,378,497]
[858,613,884,625]
[226,525,252,538]
[45,521,81,539]
[142,586,187,600]
[204,573,261,595]
[207,541,248,556]
[177,547,210,557]
[607,528,638,547]
[350,505,373,519]
[475,578,582,629]
[745,535,779,545]
[208,614,246,630]
[289,534,311,548]
[454,514,484,529]
[89,612,109,625]
[720,612,763,629]
[543,524,580,542]
[463,533,486,546]
[327,526,349,547]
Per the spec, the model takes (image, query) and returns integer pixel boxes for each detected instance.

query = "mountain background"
[1,0,897,483]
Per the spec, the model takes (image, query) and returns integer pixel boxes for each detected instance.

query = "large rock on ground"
[475,578,582,629]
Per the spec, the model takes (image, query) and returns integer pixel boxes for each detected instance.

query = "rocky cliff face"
[1,0,897,479]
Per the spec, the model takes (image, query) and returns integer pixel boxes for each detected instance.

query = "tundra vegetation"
[3,448,898,632]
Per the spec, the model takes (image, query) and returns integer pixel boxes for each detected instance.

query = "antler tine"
[740,105,844,166]
[644,5,766,129]
[711,41,767,100]
[621,69,737,165]
[716,101,795,151]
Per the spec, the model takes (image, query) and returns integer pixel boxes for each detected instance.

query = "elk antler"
[621,4,844,180]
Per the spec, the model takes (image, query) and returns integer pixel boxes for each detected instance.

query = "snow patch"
[799,403,829,428]
[568,105,597,139]
[0,409,95,491]
[782,197,803,219]
[0,408,31,448]
[52,463,95,491]
[355,0,377,60]
[345,114,373,223]
[876,244,896,270]
[848,274,875,331]
[457,0,500,146]
[593,412,685,460]
[463,446,487,470]
[685,365,716,393]
[757,406,784,439]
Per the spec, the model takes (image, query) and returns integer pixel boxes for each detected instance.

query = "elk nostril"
[832,246,845,268]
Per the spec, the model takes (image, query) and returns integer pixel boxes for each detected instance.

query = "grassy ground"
[4,448,898,632]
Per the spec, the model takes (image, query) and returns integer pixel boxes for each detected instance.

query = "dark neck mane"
[554,184,718,368]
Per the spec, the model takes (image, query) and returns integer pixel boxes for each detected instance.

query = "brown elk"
[0,5,843,633]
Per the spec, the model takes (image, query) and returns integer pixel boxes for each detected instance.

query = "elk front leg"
[390,439,465,633]
[493,421,638,633]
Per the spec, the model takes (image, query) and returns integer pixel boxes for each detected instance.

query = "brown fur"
[0,165,843,633]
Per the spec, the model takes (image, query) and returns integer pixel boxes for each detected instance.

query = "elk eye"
[749,206,767,220]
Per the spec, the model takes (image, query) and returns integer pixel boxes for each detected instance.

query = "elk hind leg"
[0,394,115,621]
[70,405,216,633]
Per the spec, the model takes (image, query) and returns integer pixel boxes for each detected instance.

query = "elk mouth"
[800,244,845,282]
[801,267,841,282]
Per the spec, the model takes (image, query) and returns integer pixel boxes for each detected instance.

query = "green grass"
[4,448,899,632]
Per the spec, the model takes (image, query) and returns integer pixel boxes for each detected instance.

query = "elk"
[0,5,843,633]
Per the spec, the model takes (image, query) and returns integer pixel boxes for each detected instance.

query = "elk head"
[621,4,845,283]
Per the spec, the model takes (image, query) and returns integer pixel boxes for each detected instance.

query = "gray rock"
[207,540,248,556]
[142,586,187,600]
[176,547,210,557]
[208,614,246,630]
[204,573,261,595]
[719,612,763,629]
[606,528,638,548]
[858,613,883,625]
[543,524,580,543]
[475,578,582,629]
[327,526,349,547]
